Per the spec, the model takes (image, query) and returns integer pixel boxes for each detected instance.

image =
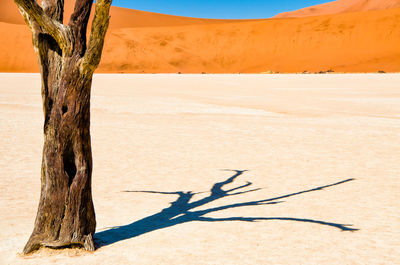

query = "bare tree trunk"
[14,0,112,254]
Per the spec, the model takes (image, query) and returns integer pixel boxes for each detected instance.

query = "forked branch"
[14,0,70,50]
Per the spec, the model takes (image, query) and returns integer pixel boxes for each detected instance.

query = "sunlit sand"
[0,73,399,264]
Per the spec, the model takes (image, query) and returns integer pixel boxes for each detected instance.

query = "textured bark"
[14,0,112,254]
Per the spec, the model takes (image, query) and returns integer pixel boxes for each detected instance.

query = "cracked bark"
[14,0,112,254]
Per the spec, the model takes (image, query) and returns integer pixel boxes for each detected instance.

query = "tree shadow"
[94,170,358,248]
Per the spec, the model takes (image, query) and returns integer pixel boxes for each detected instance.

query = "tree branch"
[14,0,70,50]
[81,0,112,74]
[41,0,64,22]
[69,0,93,55]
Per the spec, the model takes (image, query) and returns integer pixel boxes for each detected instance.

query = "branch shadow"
[95,170,358,248]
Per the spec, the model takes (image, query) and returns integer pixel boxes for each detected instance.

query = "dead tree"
[14,0,112,254]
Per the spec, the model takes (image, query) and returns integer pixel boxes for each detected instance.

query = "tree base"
[23,234,95,255]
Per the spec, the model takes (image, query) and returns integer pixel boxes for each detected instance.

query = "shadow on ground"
[95,170,358,248]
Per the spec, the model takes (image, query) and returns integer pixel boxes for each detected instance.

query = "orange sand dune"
[0,0,399,73]
[275,0,400,18]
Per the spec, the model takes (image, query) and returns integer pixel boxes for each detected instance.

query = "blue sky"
[111,0,334,19]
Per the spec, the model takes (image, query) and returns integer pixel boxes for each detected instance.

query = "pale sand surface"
[0,74,399,264]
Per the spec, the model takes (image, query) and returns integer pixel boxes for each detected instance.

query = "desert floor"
[0,74,399,264]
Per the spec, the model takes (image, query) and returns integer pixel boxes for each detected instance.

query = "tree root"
[23,234,95,255]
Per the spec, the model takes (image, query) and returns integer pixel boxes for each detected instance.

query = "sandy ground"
[0,73,399,264]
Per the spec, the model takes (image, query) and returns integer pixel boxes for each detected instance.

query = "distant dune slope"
[275,0,400,18]
[1,0,399,73]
